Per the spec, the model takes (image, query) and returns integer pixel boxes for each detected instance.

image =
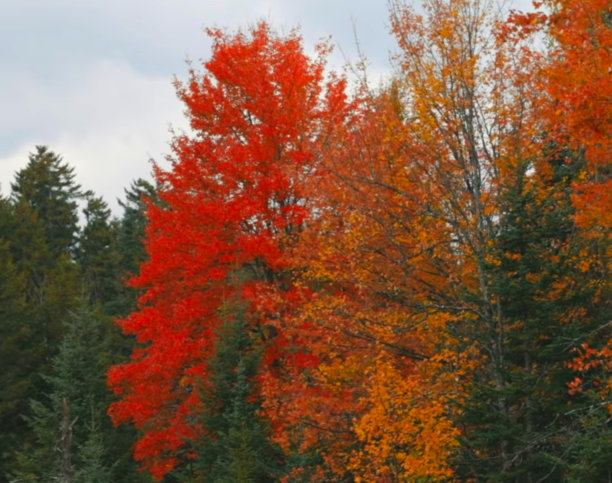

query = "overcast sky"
[1,1,397,214]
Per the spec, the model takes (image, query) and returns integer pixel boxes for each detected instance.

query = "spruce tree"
[0,198,33,478]
[11,146,82,258]
[455,151,612,480]
[114,178,157,317]
[76,194,121,313]
[12,303,115,482]
[1,148,83,474]
[7,146,82,356]
[2,150,151,481]
[188,303,284,482]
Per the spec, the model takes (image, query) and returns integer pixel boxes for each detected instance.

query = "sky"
[0,1,396,214]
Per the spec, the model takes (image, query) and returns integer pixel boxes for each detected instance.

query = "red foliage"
[107,22,348,479]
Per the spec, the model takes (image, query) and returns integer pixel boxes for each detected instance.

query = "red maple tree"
[107,23,349,480]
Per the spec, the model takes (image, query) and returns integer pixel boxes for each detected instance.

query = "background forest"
[1,0,611,481]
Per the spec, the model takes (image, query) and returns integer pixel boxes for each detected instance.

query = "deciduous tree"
[107,23,347,480]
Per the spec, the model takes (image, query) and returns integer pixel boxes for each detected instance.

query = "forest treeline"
[1,145,157,481]
[2,0,612,481]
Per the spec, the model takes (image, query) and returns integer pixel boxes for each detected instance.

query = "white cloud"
[0,0,396,218]
[1,0,539,223]
[0,59,184,215]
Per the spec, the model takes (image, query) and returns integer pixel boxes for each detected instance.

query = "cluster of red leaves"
[107,23,349,480]
[567,343,612,404]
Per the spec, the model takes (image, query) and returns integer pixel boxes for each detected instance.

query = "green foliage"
[116,179,156,276]
[9,201,56,304]
[77,194,122,313]
[6,146,82,352]
[11,303,115,482]
[0,151,84,476]
[75,419,113,483]
[10,146,83,258]
[113,178,157,317]
[455,152,612,480]
[2,149,154,481]
[0,204,33,477]
[563,397,612,482]
[190,303,284,482]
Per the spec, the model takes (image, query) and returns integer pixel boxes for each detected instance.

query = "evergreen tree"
[1,153,82,475]
[455,151,612,480]
[3,152,153,481]
[114,178,157,317]
[76,194,121,313]
[7,146,82,354]
[188,303,284,482]
[76,189,154,481]
[12,303,115,482]
[0,198,33,479]
[11,145,82,258]
[117,179,156,275]
[9,200,56,306]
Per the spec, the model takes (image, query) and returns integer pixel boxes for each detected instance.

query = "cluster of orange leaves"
[530,0,612,408]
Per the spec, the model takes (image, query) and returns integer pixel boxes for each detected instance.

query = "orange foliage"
[510,0,612,420]
[510,0,612,233]
[261,0,541,468]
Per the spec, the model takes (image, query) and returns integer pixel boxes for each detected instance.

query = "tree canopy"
[2,1,611,481]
